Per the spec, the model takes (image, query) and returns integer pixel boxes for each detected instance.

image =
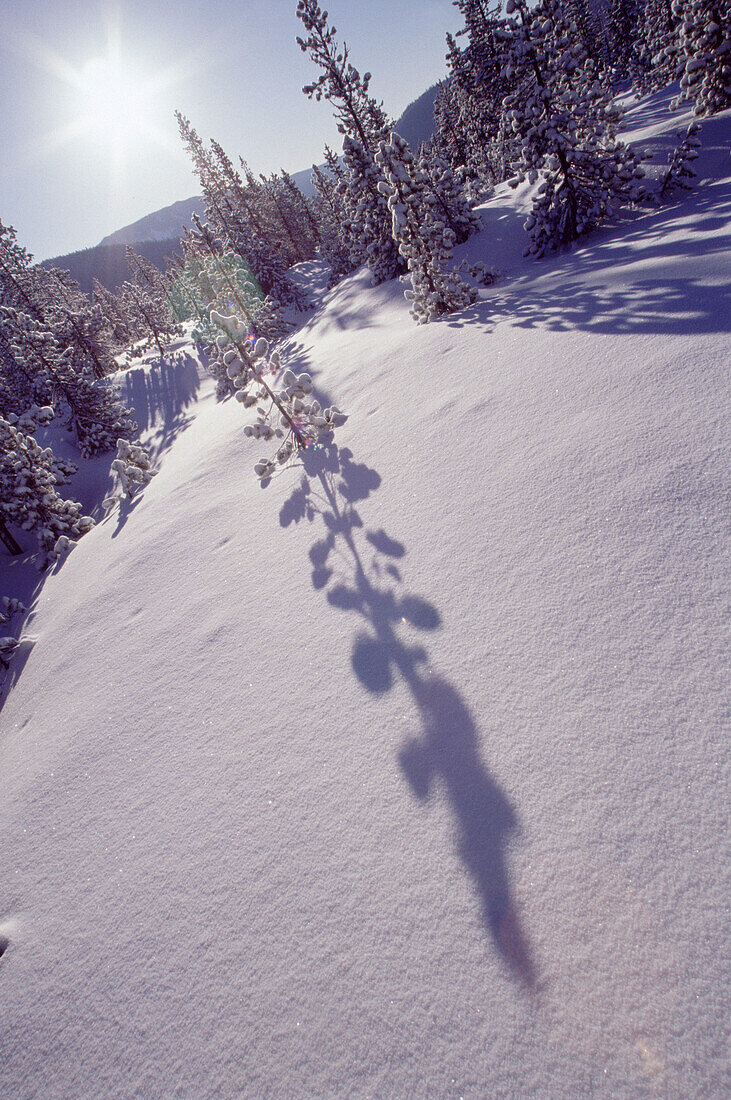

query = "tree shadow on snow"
[118,352,201,463]
[447,175,731,339]
[280,438,536,989]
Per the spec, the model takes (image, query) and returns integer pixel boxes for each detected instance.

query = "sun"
[9,21,193,167]
[75,55,154,147]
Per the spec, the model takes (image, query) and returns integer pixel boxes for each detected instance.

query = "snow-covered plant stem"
[210,309,347,483]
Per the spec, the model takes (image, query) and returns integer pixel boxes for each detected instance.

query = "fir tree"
[376,133,478,324]
[502,0,645,256]
[672,0,731,115]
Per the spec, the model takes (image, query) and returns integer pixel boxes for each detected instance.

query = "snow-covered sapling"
[103,438,157,508]
[209,308,347,482]
[657,122,702,199]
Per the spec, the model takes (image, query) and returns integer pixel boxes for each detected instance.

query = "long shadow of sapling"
[280,437,536,988]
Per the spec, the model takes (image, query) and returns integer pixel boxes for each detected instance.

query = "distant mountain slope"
[392,84,439,148]
[99,197,206,248]
[38,237,184,296]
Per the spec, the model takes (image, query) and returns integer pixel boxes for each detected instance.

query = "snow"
[1,92,729,1098]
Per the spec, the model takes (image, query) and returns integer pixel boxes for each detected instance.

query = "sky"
[1,0,461,261]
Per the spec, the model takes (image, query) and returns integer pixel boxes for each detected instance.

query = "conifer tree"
[120,246,181,358]
[1,305,134,457]
[0,416,93,559]
[92,279,135,352]
[603,0,644,82]
[437,6,512,186]
[502,0,645,256]
[641,0,683,89]
[376,134,478,324]
[176,113,301,306]
[671,0,731,115]
[296,0,405,283]
[657,121,702,197]
[311,154,358,285]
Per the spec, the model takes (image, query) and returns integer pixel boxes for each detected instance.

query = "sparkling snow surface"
[1,91,729,1098]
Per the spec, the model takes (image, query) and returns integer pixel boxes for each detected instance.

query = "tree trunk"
[0,519,22,555]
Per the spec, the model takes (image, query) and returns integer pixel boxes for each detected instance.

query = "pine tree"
[296,0,405,283]
[92,278,135,351]
[437,6,512,186]
[0,417,93,560]
[120,246,181,358]
[641,0,683,89]
[502,0,645,256]
[603,0,645,82]
[657,120,702,197]
[672,0,731,115]
[1,305,134,457]
[175,113,302,306]
[103,438,157,507]
[311,154,358,285]
[376,134,478,324]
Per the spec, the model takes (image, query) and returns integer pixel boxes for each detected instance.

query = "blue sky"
[1,0,460,260]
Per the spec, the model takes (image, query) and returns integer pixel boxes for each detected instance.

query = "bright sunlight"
[74,55,156,147]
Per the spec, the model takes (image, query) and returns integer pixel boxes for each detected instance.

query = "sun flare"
[75,56,154,146]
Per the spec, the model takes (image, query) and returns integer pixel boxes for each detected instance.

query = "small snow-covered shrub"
[103,439,157,508]
[657,122,702,199]
[210,309,347,483]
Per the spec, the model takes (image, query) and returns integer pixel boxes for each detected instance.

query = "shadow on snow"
[280,437,536,989]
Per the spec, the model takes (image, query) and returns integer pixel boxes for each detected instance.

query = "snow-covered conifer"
[641,0,684,89]
[603,0,645,83]
[175,114,302,307]
[0,417,93,560]
[1,306,135,457]
[103,439,157,508]
[311,155,358,285]
[92,279,136,352]
[671,0,731,115]
[376,134,478,324]
[657,120,703,197]
[296,0,405,283]
[502,0,645,256]
[209,308,347,482]
[120,247,182,357]
[437,7,513,186]
[341,135,404,283]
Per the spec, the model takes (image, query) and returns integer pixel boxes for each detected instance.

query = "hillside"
[1,88,729,1098]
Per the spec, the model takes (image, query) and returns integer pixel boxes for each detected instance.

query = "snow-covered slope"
[1,92,729,1098]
